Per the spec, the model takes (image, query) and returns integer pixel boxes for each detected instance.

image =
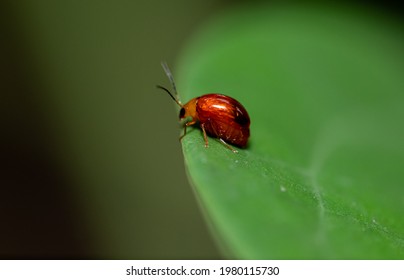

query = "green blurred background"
[0,0,402,259]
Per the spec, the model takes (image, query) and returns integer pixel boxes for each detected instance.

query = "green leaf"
[175,4,404,259]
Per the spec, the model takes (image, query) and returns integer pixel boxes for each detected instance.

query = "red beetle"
[157,62,250,153]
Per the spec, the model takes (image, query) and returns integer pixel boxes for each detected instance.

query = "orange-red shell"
[182,94,250,147]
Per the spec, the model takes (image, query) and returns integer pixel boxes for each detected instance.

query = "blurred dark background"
[0,0,402,259]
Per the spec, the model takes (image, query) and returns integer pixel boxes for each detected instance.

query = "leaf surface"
[176,4,404,259]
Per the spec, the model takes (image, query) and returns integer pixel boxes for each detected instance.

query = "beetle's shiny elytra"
[157,62,250,153]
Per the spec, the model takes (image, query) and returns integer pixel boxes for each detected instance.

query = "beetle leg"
[219,138,238,153]
[206,120,238,153]
[200,123,209,148]
[179,120,196,142]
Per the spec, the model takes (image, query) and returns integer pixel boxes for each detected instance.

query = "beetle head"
[179,98,198,121]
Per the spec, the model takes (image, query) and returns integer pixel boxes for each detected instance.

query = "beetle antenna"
[161,61,180,100]
[156,85,183,107]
